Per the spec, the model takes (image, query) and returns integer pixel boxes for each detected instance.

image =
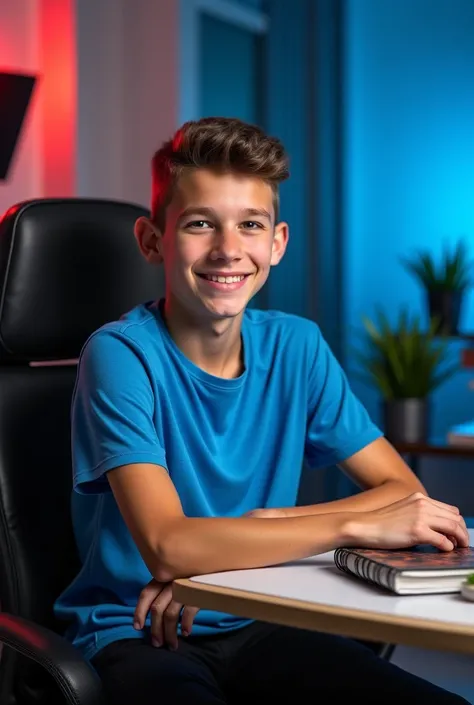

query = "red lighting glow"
[0,614,46,650]
[39,0,76,197]
[0,203,21,226]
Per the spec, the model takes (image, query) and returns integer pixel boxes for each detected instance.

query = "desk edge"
[173,578,474,655]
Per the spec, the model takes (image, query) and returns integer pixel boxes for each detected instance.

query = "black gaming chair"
[0,198,163,704]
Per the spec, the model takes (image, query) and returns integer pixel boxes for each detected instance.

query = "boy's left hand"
[134,578,199,650]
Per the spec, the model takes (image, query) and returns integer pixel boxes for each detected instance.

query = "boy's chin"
[202,298,249,320]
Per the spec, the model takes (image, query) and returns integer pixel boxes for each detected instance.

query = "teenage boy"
[55,117,468,704]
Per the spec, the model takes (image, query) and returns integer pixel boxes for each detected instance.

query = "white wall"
[76,0,178,208]
[75,0,125,201]
[0,0,41,215]
[1,0,179,214]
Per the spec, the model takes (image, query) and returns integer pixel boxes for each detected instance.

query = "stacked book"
[447,420,474,447]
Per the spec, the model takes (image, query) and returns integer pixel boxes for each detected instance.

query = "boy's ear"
[270,221,289,266]
[134,216,163,264]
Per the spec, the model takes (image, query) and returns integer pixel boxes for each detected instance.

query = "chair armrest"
[0,613,106,705]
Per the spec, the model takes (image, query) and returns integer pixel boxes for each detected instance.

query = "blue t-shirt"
[54,301,381,661]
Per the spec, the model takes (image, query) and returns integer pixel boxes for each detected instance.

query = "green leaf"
[401,239,473,291]
[355,308,458,398]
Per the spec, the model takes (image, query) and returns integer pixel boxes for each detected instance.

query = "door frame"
[179,0,268,123]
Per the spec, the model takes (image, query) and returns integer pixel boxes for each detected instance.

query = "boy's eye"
[186,220,212,229]
[241,221,263,230]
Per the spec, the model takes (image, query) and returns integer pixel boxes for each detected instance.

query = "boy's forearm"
[281,479,426,518]
[154,512,354,582]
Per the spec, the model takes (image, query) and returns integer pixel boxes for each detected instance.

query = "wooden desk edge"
[173,579,474,655]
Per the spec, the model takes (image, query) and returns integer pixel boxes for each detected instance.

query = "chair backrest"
[0,199,163,704]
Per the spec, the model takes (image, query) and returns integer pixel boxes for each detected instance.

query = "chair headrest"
[0,198,163,363]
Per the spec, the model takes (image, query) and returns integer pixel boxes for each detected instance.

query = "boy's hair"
[150,117,289,232]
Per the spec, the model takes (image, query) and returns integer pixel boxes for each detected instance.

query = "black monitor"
[0,72,37,180]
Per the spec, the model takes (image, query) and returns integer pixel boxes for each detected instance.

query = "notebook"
[333,545,474,595]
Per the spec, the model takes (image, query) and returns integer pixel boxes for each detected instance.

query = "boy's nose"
[209,230,242,261]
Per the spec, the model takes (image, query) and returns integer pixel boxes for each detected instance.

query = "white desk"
[173,529,474,655]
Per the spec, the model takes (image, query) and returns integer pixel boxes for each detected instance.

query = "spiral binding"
[334,548,397,591]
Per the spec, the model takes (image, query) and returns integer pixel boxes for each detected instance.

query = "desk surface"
[173,530,474,655]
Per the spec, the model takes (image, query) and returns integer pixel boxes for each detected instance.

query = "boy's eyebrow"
[178,207,217,220]
[242,208,272,221]
[178,207,272,221]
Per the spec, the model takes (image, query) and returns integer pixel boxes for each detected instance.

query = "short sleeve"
[72,330,167,494]
[304,328,382,469]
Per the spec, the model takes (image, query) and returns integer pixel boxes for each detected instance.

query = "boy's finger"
[134,581,167,629]
[181,606,199,637]
[149,584,173,645]
[163,601,182,650]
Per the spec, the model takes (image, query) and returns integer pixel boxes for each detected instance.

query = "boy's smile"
[195,271,251,293]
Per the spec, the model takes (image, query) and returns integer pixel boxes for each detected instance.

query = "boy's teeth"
[204,274,245,283]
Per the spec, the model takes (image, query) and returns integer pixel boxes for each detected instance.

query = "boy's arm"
[107,462,353,581]
[108,460,467,583]
[273,437,425,518]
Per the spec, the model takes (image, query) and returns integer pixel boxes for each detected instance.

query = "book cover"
[337,545,474,572]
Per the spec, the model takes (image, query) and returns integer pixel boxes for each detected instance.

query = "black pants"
[92,621,468,705]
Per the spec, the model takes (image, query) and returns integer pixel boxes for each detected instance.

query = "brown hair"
[150,117,289,232]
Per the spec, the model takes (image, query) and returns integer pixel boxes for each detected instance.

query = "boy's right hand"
[346,492,469,551]
[134,578,199,650]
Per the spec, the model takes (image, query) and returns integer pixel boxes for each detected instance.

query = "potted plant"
[355,308,458,444]
[400,240,473,335]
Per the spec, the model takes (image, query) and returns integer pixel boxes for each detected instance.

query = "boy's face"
[137,168,288,321]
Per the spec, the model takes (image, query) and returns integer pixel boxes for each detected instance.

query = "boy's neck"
[162,297,245,379]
